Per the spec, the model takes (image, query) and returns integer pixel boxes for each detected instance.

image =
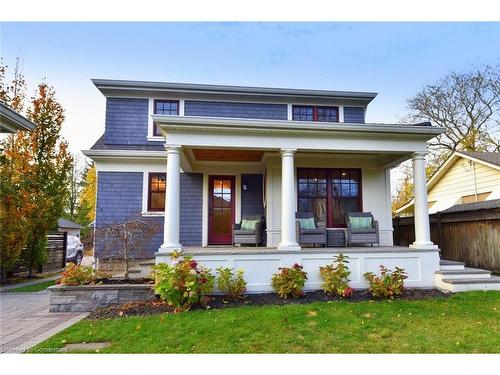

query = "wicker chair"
[233,215,265,246]
[295,212,326,247]
[345,212,379,246]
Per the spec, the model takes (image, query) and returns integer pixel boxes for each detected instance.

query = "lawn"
[6,279,56,293]
[34,291,499,353]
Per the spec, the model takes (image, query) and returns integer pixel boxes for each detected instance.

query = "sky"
[1,22,500,156]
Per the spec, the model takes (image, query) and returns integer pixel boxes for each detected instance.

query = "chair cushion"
[350,228,376,234]
[234,229,255,235]
[241,219,259,230]
[298,217,316,229]
[349,216,373,229]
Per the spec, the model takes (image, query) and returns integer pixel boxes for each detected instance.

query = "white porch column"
[278,148,301,251]
[410,152,438,249]
[159,145,182,252]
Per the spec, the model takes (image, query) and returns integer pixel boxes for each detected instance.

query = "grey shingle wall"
[95,171,203,258]
[185,100,287,120]
[241,174,264,218]
[344,106,365,123]
[104,98,149,145]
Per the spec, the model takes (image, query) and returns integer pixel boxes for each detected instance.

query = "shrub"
[216,267,247,300]
[153,251,214,310]
[58,264,95,286]
[319,253,353,298]
[271,263,308,299]
[364,265,408,299]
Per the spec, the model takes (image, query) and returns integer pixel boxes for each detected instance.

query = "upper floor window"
[292,105,339,122]
[153,100,179,136]
[148,173,166,211]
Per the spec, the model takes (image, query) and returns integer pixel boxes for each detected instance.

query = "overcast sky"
[2,22,500,156]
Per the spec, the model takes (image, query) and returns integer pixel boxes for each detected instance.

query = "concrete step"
[437,276,500,292]
[439,260,465,271]
[435,267,491,280]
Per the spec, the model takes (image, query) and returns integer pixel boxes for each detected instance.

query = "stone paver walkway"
[0,291,88,353]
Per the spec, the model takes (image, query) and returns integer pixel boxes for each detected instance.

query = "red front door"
[208,175,236,245]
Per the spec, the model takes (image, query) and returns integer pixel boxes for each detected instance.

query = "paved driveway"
[0,291,88,353]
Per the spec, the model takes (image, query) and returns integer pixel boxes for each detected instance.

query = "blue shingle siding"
[95,171,203,258]
[344,106,365,123]
[241,174,264,218]
[104,98,149,145]
[185,100,287,120]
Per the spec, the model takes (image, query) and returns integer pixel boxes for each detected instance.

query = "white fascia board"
[153,115,444,139]
[82,149,167,160]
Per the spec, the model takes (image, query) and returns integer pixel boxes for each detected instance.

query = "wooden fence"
[393,206,500,273]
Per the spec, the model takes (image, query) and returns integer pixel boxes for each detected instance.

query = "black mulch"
[97,278,154,285]
[87,288,449,320]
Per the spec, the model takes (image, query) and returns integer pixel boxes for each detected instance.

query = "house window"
[292,105,339,122]
[148,173,166,211]
[153,100,179,136]
[297,168,362,227]
[460,191,491,204]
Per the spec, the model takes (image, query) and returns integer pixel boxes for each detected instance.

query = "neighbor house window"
[153,100,179,136]
[460,191,491,204]
[292,105,339,122]
[148,173,166,211]
[297,168,362,227]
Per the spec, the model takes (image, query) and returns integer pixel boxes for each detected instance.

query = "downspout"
[472,161,478,202]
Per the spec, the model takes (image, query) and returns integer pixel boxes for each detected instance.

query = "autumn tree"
[65,153,86,222]
[78,162,97,224]
[1,57,73,275]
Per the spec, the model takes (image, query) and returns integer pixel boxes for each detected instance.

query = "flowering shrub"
[364,265,408,299]
[319,253,352,298]
[58,264,95,286]
[271,263,308,299]
[216,267,247,300]
[153,251,214,310]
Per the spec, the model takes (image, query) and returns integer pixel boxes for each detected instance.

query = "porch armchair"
[295,212,326,247]
[345,212,379,246]
[233,215,265,246]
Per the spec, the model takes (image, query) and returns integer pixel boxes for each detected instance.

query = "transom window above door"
[292,105,339,122]
[153,100,179,136]
[297,168,362,227]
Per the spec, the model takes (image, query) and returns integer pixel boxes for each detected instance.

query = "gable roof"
[58,218,82,229]
[395,150,500,215]
[441,198,500,214]
[0,102,36,133]
[458,151,500,168]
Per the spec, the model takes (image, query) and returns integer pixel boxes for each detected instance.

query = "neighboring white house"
[58,218,82,238]
[396,151,500,216]
[0,102,36,133]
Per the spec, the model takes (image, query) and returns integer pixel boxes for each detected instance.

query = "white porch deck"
[156,246,441,292]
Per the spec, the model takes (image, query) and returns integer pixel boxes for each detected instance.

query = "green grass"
[33,291,499,353]
[7,279,56,293]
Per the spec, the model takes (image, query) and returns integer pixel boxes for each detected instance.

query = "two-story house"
[84,79,449,291]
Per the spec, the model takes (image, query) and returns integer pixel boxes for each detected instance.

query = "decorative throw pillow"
[241,219,259,230]
[350,216,373,229]
[299,217,316,229]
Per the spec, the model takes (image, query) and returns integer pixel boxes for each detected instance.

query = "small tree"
[96,217,160,279]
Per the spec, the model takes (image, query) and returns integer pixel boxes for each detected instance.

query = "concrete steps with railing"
[436,260,500,292]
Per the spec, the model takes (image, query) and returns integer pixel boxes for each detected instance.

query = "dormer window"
[153,100,179,136]
[292,105,339,122]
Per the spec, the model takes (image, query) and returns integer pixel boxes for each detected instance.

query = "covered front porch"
[152,115,442,290]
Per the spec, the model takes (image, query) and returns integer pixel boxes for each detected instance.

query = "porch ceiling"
[192,148,264,162]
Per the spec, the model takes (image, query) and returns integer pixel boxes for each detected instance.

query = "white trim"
[147,136,164,142]
[202,173,208,247]
[153,115,444,137]
[338,105,344,123]
[83,149,167,159]
[286,104,293,121]
[147,98,155,138]
[179,99,185,116]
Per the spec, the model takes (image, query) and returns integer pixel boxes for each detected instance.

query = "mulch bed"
[97,278,154,285]
[87,288,449,320]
